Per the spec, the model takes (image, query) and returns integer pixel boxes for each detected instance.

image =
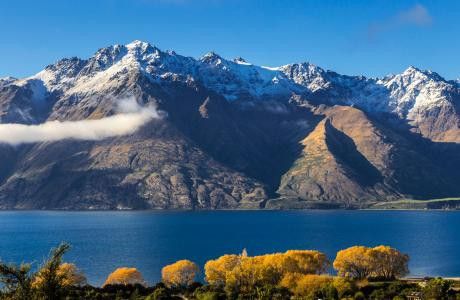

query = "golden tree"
[334,245,410,280]
[33,263,86,288]
[204,249,330,295]
[226,256,279,293]
[103,267,146,287]
[333,246,375,279]
[371,245,409,279]
[332,276,357,298]
[204,254,241,286]
[283,250,330,274]
[33,242,72,299]
[279,272,303,291]
[161,260,199,288]
[57,263,87,287]
[280,273,333,297]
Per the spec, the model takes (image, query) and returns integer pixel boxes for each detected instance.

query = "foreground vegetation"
[0,244,459,300]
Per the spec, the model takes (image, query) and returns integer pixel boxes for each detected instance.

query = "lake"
[0,210,458,286]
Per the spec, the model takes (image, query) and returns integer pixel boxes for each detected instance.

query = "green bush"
[370,288,387,300]
[145,287,171,300]
[354,291,366,300]
[319,283,339,300]
[195,290,221,300]
[193,286,226,300]
[422,278,452,300]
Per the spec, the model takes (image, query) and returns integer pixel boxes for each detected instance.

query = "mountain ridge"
[0,40,459,209]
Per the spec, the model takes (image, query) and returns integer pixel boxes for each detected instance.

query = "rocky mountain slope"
[0,40,459,209]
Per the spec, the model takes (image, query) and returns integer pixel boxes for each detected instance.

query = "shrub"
[370,288,387,300]
[145,287,171,300]
[422,278,453,300]
[194,290,222,300]
[0,262,34,300]
[354,291,366,300]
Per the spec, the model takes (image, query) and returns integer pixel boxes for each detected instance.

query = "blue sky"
[1,0,459,79]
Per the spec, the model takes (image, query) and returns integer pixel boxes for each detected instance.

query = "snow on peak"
[376,67,454,117]
[404,65,420,74]
[0,76,17,86]
[200,52,223,65]
[234,57,251,65]
[280,62,331,92]
[8,40,456,121]
[197,52,305,100]
[126,40,152,51]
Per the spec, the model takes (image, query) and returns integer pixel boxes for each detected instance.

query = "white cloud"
[367,4,433,40]
[0,97,159,145]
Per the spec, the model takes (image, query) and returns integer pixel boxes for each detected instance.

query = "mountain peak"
[0,76,16,83]
[200,51,223,64]
[400,65,446,83]
[126,40,153,51]
[234,57,250,65]
[404,65,420,73]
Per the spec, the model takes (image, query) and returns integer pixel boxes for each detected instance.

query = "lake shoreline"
[1,197,460,211]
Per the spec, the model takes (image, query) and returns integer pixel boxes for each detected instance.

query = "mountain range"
[0,40,459,209]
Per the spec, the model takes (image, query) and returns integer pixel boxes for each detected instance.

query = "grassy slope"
[264,197,460,210]
[369,198,460,210]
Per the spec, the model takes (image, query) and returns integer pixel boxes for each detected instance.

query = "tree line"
[0,243,458,299]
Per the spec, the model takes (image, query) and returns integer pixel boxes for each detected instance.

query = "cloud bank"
[367,4,432,40]
[0,98,159,145]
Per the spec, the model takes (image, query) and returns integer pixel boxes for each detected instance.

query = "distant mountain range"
[0,40,459,209]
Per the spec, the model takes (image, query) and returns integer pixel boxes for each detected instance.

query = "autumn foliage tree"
[33,242,72,299]
[161,260,199,288]
[333,246,375,279]
[333,245,409,280]
[204,249,329,294]
[0,243,80,300]
[371,245,409,280]
[204,254,241,287]
[280,273,333,298]
[283,250,329,274]
[33,262,86,288]
[103,267,146,287]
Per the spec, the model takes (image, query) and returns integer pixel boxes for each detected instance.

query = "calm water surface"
[0,210,458,286]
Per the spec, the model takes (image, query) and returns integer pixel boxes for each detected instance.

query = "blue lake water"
[0,210,459,286]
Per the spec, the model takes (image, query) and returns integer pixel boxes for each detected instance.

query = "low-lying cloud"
[367,4,433,40]
[0,97,159,145]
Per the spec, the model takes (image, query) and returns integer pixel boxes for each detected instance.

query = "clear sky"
[1,0,459,79]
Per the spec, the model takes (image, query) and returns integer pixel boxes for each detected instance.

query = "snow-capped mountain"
[6,40,456,141]
[0,40,459,209]
[28,40,304,102]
